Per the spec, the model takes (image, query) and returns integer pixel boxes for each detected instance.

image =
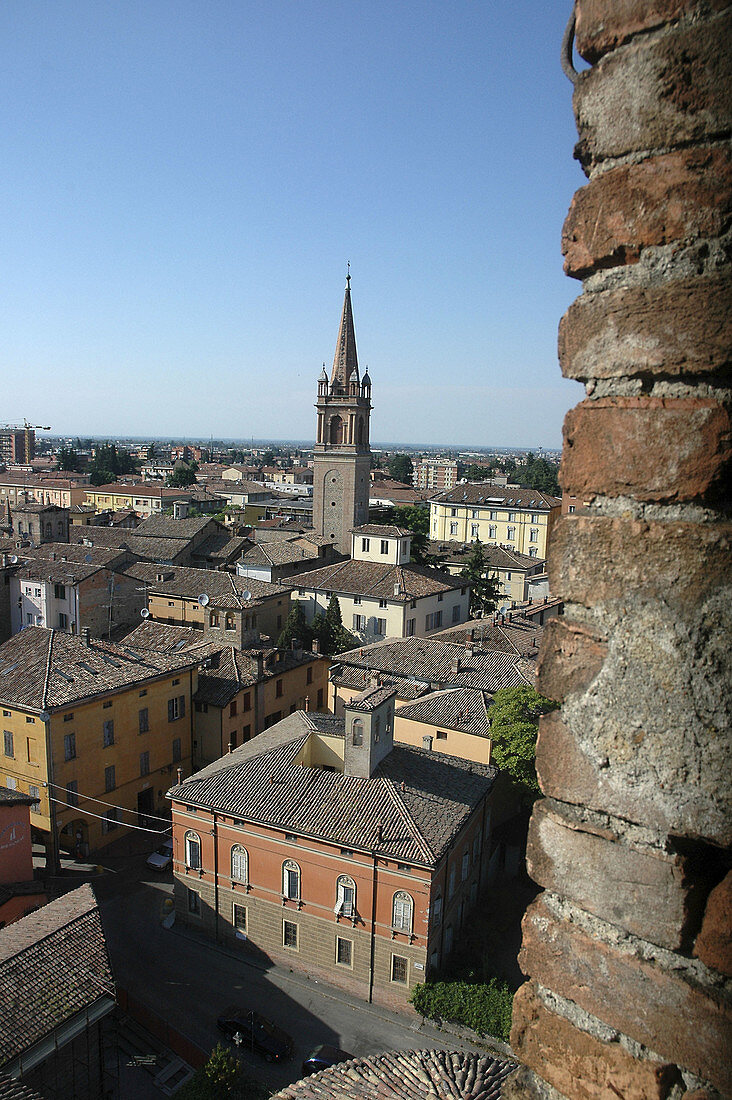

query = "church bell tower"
[312,273,372,554]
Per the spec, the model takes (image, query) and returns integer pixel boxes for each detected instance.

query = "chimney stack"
[304,695,310,712]
[376,823,383,843]
[81,627,91,646]
[176,767,182,785]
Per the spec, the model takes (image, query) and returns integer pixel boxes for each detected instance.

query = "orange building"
[0,787,46,926]
[170,688,499,1009]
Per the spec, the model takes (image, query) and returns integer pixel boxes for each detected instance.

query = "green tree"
[382,504,429,562]
[460,540,501,615]
[166,464,197,487]
[488,685,559,796]
[88,443,138,485]
[313,595,356,655]
[146,442,157,460]
[277,602,314,650]
[514,452,560,496]
[387,453,414,485]
[56,446,81,472]
[203,1044,240,1094]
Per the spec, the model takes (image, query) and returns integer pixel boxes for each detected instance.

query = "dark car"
[216,1007,293,1062]
[301,1044,354,1077]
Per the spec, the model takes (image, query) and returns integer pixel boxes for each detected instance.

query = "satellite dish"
[140,608,150,619]
[499,605,510,615]
[198,593,210,607]
[242,590,252,602]
[9,555,18,564]
[39,711,50,723]
[84,554,93,564]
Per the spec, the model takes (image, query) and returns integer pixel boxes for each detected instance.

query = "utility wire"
[49,794,171,835]
[44,778,173,825]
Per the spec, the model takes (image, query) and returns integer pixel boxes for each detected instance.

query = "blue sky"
[2,1,584,448]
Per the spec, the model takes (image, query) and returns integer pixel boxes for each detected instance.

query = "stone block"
[526,800,705,950]
[575,0,730,64]
[547,515,732,611]
[537,619,607,703]
[511,982,682,1100]
[560,397,731,504]
[573,17,732,172]
[558,276,732,381]
[520,896,732,1094]
[562,148,732,278]
[693,871,732,977]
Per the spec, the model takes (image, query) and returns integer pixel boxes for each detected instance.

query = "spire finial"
[346,260,351,287]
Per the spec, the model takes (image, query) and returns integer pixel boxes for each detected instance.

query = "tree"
[277,603,314,650]
[460,540,501,615]
[381,505,429,562]
[487,685,558,796]
[203,1043,240,1094]
[313,595,356,655]
[166,464,197,487]
[56,446,81,472]
[514,452,560,496]
[88,443,138,485]
[388,454,414,485]
[146,442,157,460]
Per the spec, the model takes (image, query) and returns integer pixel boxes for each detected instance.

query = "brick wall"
[506,4,731,1099]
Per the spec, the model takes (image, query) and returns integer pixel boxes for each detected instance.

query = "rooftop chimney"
[304,695,310,712]
[176,767,182,784]
[376,823,383,843]
[81,627,91,646]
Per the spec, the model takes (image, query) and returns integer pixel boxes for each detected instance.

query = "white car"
[146,836,174,871]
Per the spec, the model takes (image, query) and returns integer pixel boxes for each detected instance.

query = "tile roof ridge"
[380,773,435,863]
[41,628,55,712]
[231,646,242,690]
[497,624,522,656]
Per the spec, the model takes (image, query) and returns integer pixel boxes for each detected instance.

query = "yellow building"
[394,686,493,765]
[429,485,560,559]
[83,483,193,517]
[0,626,199,859]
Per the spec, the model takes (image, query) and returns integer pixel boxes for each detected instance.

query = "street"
[86,842,497,1094]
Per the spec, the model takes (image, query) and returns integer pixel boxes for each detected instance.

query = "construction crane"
[0,419,51,463]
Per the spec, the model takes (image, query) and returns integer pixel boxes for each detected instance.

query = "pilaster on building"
[312,275,373,554]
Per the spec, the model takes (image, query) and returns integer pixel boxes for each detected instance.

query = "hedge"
[409,978,514,1042]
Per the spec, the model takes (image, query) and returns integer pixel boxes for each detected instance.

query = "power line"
[44,778,173,825]
[49,794,171,835]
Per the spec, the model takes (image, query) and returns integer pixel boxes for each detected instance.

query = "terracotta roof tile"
[431,484,560,509]
[283,560,465,601]
[333,638,531,693]
[170,713,496,866]
[271,1049,513,1099]
[0,884,115,1068]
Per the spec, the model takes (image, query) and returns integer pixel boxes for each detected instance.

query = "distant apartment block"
[430,484,560,559]
[414,458,458,492]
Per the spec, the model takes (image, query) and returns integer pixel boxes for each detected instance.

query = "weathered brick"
[693,871,732,977]
[526,800,705,951]
[537,619,607,704]
[560,397,731,504]
[575,0,730,64]
[519,896,732,1094]
[573,17,732,172]
[547,515,732,610]
[558,276,732,382]
[562,148,732,278]
[511,982,682,1100]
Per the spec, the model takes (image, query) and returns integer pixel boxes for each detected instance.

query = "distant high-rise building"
[0,429,34,465]
[312,275,372,554]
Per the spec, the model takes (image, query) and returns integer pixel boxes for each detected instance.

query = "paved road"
[91,846,495,1094]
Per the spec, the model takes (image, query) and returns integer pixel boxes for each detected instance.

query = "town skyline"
[3,2,584,447]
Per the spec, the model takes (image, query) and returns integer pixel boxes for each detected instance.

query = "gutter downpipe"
[212,812,219,943]
[368,849,378,1004]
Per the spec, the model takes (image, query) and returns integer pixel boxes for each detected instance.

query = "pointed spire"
[330,268,359,389]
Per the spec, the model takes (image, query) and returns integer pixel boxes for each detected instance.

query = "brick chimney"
[81,627,91,646]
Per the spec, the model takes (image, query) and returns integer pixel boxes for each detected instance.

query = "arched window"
[231,844,248,884]
[352,719,363,746]
[283,860,300,900]
[392,891,413,933]
[185,831,201,870]
[225,613,235,630]
[209,611,219,627]
[329,415,343,445]
[336,874,356,917]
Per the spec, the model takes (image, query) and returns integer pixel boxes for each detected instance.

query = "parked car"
[216,1008,293,1062]
[146,836,174,871]
[301,1044,354,1076]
